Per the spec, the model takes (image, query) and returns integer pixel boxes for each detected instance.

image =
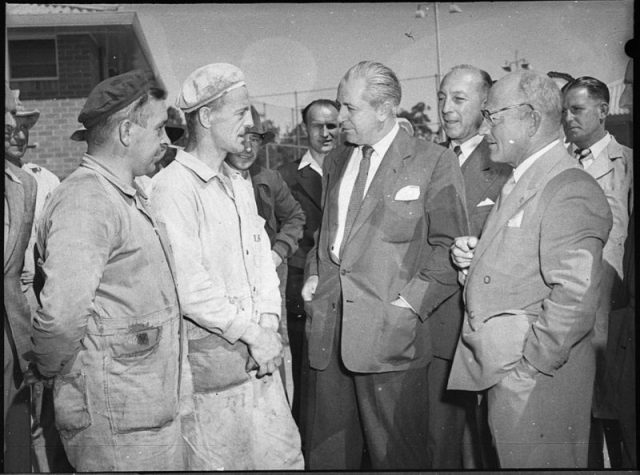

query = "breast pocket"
[380,199,423,243]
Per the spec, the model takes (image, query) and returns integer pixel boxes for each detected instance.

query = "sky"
[126,1,633,131]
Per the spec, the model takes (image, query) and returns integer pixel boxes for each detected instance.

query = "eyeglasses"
[481,103,534,126]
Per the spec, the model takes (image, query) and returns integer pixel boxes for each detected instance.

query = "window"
[9,38,58,80]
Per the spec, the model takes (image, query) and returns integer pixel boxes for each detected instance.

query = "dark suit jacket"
[278,158,323,270]
[432,138,511,359]
[249,163,305,261]
[4,160,37,376]
[449,142,612,391]
[305,129,468,373]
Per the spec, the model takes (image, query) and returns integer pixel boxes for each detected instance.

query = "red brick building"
[6,4,162,179]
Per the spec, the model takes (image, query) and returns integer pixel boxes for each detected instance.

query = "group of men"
[3,43,634,471]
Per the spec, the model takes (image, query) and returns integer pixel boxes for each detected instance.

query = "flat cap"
[177,63,246,113]
[247,105,275,143]
[71,69,163,141]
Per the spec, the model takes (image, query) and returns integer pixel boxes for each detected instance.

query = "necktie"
[575,148,593,169]
[453,145,463,158]
[340,145,374,256]
[498,172,516,209]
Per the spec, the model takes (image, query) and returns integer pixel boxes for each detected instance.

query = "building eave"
[6,11,137,28]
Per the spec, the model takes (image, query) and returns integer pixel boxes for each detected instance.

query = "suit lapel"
[471,143,569,265]
[4,172,26,272]
[296,165,323,209]
[326,145,354,249]
[346,130,411,243]
[587,138,624,181]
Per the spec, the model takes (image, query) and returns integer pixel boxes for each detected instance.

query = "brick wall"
[20,98,87,180]
[10,34,101,100]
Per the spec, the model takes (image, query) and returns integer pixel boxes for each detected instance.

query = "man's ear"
[527,109,542,137]
[119,119,132,146]
[598,102,609,121]
[376,101,393,121]
[198,107,211,128]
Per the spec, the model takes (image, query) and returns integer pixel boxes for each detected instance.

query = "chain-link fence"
[252,73,445,169]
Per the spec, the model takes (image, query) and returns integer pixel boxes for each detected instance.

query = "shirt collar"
[586,133,611,160]
[451,134,484,161]
[513,139,560,183]
[370,122,399,159]
[80,153,137,197]
[4,162,22,184]
[299,150,323,176]
[223,161,251,181]
[175,149,222,182]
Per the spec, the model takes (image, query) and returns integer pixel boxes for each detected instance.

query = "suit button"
[468,311,475,319]
[483,275,491,284]
[340,269,348,275]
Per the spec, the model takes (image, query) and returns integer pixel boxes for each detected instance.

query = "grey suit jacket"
[449,142,612,391]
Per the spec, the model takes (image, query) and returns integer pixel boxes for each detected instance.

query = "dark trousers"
[3,326,32,472]
[426,356,471,468]
[304,317,431,470]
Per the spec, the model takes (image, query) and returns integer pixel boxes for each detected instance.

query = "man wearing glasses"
[448,70,612,468]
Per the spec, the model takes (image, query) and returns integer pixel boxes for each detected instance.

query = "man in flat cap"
[151,63,303,470]
[30,70,186,471]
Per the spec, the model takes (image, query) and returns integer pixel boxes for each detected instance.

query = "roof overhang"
[6,11,166,93]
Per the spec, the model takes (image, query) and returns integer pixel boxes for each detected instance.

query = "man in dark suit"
[4,83,38,471]
[430,64,510,468]
[301,61,468,469]
[278,98,338,428]
[449,70,612,468]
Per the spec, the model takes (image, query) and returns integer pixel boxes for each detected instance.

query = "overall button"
[483,275,491,284]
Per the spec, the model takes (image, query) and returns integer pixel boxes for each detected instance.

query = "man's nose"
[478,119,491,136]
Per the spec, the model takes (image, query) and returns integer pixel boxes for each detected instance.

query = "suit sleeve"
[271,172,306,261]
[523,172,613,375]
[400,147,470,320]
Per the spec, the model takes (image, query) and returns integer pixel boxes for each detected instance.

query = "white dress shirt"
[331,122,399,258]
[298,150,323,177]
[513,139,560,183]
[570,133,612,170]
[450,133,484,167]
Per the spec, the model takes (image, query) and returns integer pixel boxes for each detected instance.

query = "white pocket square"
[507,209,524,227]
[394,185,421,201]
[476,197,495,207]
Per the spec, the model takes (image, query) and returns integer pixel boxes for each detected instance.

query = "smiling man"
[448,70,612,468]
[31,70,186,471]
[301,60,468,469]
[432,65,510,468]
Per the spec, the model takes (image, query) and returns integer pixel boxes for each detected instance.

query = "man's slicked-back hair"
[340,61,402,110]
[516,71,563,127]
[563,76,610,104]
[447,64,493,97]
[301,99,339,125]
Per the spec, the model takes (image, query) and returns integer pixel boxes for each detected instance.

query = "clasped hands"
[241,313,283,378]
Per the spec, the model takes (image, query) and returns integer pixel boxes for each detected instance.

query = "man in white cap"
[151,63,304,470]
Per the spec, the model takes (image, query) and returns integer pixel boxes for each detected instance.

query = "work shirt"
[151,150,281,344]
[32,154,180,377]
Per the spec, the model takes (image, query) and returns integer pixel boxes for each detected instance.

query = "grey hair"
[340,61,402,111]
[517,71,562,127]
[446,64,493,98]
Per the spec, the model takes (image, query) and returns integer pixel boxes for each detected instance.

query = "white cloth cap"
[177,63,246,113]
